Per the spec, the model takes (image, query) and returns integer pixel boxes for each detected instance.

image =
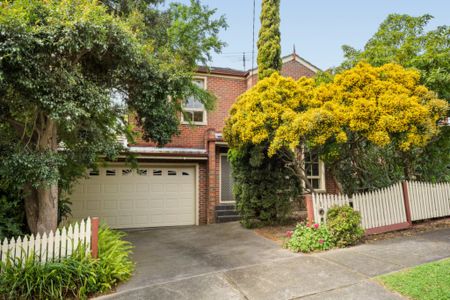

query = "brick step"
[216,215,241,223]
[215,204,236,211]
[216,209,239,217]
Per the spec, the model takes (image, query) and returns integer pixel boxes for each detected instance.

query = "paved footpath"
[97,226,450,300]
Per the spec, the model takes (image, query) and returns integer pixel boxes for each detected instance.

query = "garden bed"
[254,217,450,246]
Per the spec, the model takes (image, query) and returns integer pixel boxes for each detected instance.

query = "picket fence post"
[91,217,99,259]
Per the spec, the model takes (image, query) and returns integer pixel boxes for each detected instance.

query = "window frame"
[303,151,326,193]
[180,76,208,126]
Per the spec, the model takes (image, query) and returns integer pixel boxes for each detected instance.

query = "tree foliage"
[257,0,282,80]
[225,64,448,194]
[228,145,300,228]
[227,0,297,226]
[0,0,226,234]
[341,14,450,104]
[334,13,450,190]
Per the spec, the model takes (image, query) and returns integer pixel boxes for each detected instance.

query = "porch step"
[215,204,236,211]
[216,209,239,216]
[216,215,241,223]
[215,204,240,223]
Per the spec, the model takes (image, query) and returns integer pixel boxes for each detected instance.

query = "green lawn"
[378,258,450,300]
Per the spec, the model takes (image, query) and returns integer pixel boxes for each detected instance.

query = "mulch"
[254,216,450,246]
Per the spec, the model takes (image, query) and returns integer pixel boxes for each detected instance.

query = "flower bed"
[284,205,364,253]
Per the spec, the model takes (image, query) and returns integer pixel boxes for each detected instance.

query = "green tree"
[0,0,226,234]
[341,14,450,104]
[228,145,300,227]
[257,0,282,80]
[332,14,450,191]
[227,0,301,227]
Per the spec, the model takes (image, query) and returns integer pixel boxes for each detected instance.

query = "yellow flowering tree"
[224,62,448,192]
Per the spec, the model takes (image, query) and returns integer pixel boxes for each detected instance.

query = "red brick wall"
[281,60,316,79]
[246,59,316,88]
[131,58,338,223]
[133,75,247,148]
[198,161,208,224]
[325,169,340,194]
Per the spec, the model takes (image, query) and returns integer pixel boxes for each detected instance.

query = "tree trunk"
[402,153,414,180]
[24,116,59,234]
[23,184,39,234]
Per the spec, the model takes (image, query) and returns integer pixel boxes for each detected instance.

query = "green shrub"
[0,247,97,299]
[326,205,364,247]
[228,145,301,228]
[0,194,26,240]
[0,226,134,299]
[286,223,334,253]
[95,225,134,292]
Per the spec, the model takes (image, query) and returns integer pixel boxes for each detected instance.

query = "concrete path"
[96,223,450,300]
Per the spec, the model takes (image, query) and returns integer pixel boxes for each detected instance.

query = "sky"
[164,0,450,71]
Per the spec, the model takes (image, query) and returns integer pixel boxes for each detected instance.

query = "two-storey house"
[69,53,339,229]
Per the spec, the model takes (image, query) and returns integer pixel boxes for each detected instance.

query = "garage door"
[69,165,196,228]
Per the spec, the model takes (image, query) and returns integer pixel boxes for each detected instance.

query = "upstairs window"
[181,78,207,125]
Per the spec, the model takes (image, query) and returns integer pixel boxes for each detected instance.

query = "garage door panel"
[70,165,196,228]
[119,200,134,209]
[136,184,149,192]
[134,215,149,225]
[103,184,119,193]
[87,185,102,193]
[120,184,134,193]
[86,200,101,210]
[151,184,165,192]
[102,200,118,209]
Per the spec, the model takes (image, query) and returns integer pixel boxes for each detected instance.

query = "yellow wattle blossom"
[224,63,449,156]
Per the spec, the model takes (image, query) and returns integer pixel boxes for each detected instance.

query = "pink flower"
[285,230,293,238]
[314,223,319,229]
[306,223,310,227]
[319,239,324,244]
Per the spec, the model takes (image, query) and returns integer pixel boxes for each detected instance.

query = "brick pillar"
[207,129,217,224]
[305,194,314,226]
[91,217,99,258]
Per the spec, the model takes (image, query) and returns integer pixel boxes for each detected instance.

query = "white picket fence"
[312,193,350,224]
[408,181,450,221]
[352,183,407,230]
[311,181,450,233]
[1,218,92,265]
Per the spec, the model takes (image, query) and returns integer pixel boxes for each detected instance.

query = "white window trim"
[181,76,208,126]
[303,151,326,193]
[219,153,235,203]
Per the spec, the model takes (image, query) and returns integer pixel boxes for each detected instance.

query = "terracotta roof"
[197,53,320,77]
[197,66,248,77]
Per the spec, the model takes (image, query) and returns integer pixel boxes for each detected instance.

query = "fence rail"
[1,217,98,265]
[308,181,450,235]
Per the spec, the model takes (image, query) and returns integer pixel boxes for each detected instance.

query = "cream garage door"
[70,165,196,228]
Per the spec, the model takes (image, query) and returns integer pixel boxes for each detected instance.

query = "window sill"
[181,121,208,126]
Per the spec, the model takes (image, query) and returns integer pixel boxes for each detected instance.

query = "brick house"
[69,53,339,229]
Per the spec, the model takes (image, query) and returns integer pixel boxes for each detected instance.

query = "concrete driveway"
[97,223,450,300]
